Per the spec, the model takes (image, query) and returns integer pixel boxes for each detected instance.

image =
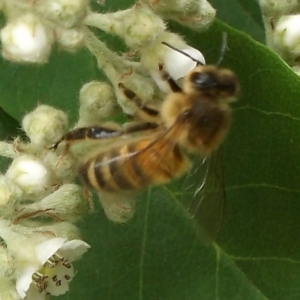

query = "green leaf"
[209,0,265,42]
[0,106,21,141]
[0,1,299,299]
[0,47,98,125]
[0,107,21,170]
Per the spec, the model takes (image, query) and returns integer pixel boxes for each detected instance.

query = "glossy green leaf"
[0,47,98,125]
[210,0,265,42]
[0,1,299,300]
[0,107,21,170]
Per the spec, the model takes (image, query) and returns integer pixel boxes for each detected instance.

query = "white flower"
[140,32,205,92]
[0,219,89,299]
[150,45,205,93]
[16,237,90,299]
[5,155,52,197]
[164,46,205,80]
[0,13,53,63]
[274,14,300,55]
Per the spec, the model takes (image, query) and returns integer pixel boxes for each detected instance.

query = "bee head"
[183,65,239,102]
[162,36,239,102]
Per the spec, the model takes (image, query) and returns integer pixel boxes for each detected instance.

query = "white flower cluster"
[258,0,300,71]
[0,105,90,299]
[0,0,216,297]
[83,1,209,115]
[0,0,213,112]
[0,0,89,63]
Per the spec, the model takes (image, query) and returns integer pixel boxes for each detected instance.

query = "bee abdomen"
[78,143,150,192]
[78,140,188,192]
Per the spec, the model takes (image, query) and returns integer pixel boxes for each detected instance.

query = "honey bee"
[52,38,239,230]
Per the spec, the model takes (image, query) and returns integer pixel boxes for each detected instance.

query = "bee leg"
[83,186,95,213]
[158,63,182,93]
[50,126,124,166]
[54,142,72,168]
[118,83,159,121]
[122,121,159,134]
[50,126,123,150]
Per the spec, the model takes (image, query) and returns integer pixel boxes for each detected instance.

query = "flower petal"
[16,266,36,299]
[164,46,205,80]
[58,240,90,262]
[25,284,46,300]
[35,237,66,264]
[46,261,74,296]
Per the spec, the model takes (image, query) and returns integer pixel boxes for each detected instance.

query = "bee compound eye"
[193,72,217,89]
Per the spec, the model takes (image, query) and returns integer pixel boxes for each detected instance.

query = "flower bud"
[0,141,18,159]
[55,27,85,51]
[22,105,68,148]
[0,277,20,300]
[84,4,166,48]
[118,5,166,48]
[13,220,82,241]
[141,32,205,92]
[149,0,216,29]
[0,13,53,63]
[31,222,82,241]
[42,150,75,182]
[36,0,89,28]
[5,155,53,198]
[0,175,22,210]
[16,184,87,223]
[258,0,298,18]
[78,81,120,126]
[0,245,14,277]
[274,14,300,55]
[164,46,205,80]
[98,192,136,223]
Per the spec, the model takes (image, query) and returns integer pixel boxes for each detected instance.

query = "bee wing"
[93,129,177,223]
[180,150,225,243]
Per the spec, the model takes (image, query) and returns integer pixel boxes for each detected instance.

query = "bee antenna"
[216,32,228,66]
[161,42,204,66]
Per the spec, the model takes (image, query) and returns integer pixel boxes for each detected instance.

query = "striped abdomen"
[78,138,190,192]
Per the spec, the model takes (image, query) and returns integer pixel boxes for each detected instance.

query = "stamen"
[62,259,72,269]
[32,272,49,293]
[56,280,62,286]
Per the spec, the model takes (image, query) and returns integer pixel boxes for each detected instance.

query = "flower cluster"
[0,105,90,299]
[0,0,215,298]
[258,0,300,72]
[0,0,89,63]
